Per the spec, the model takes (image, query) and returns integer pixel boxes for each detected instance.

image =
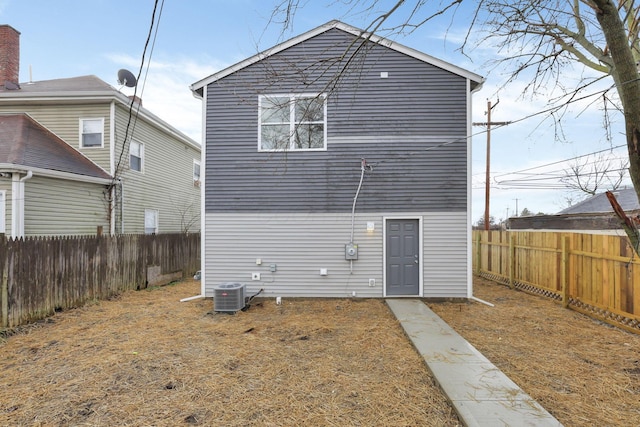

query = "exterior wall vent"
[213,282,246,312]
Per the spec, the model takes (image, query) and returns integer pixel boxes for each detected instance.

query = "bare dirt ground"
[1,277,639,426]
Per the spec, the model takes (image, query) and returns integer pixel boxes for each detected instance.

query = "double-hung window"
[130,141,144,172]
[80,118,104,148]
[259,94,326,151]
[193,160,201,184]
[144,209,158,234]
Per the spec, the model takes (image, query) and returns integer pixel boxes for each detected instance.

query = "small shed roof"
[190,20,484,97]
[0,113,112,181]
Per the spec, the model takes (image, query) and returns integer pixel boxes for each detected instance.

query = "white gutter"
[0,165,111,184]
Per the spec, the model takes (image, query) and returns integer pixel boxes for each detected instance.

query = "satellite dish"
[117,69,137,88]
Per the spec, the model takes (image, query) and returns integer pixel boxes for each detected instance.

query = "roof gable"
[0,113,111,180]
[190,20,484,95]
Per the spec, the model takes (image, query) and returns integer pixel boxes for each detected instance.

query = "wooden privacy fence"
[474,230,640,334]
[1,233,200,328]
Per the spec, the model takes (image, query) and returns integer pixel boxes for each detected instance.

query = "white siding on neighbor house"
[0,103,113,171]
[114,105,200,234]
[204,211,468,298]
[23,175,109,236]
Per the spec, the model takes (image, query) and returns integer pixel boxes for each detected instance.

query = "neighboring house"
[510,187,639,232]
[0,25,201,237]
[190,20,483,299]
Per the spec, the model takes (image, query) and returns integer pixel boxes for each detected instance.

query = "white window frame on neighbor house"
[79,118,104,148]
[193,159,201,186]
[129,141,144,172]
[258,94,327,151]
[144,209,158,234]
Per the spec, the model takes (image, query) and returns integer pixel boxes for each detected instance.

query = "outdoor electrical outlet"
[252,272,261,281]
[368,278,376,287]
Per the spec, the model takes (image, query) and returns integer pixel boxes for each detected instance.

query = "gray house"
[191,21,483,298]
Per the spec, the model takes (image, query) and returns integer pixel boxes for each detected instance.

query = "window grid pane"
[130,142,143,172]
[260,95,325,151]
[81,119,103,147]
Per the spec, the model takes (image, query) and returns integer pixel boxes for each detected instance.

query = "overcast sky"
[1,0,630,222]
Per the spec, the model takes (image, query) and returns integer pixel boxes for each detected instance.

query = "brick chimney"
[0,25,20,89]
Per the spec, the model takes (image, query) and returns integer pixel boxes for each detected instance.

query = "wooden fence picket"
[0,233,200,328]
[474,230,640,334]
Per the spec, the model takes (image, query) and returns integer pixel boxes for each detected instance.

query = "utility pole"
[473,100,511,230]
[514,198,519,217]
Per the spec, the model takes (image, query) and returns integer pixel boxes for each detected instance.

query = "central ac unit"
[214,283,246,312]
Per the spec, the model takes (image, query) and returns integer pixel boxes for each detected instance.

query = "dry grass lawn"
[430,277,640,427]
[0,279,459,426]
[2,277,640,426]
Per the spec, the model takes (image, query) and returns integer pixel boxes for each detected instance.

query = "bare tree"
[561,151,629,195]
[271,0,640,252]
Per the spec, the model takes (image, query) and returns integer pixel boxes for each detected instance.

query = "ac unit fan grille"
[214,283,246,312]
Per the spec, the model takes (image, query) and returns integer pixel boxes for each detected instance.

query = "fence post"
[476,231,482,274]
[509,233,515,289]
[561,235,570,308]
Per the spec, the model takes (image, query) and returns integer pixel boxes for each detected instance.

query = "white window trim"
[79,118,104,149]
[258,93,327,152]
[129,140,144,173]
[144,209,158,235]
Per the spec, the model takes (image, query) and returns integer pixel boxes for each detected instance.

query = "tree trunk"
[593,0,640,253]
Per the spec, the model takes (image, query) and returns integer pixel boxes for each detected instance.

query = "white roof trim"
[0,164,112,184]
[190,20,484,95]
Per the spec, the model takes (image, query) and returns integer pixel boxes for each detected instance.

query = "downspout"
[182,84,207,303]
[468,77,486,302]
[11,170,32,239]
[120,179,124,234]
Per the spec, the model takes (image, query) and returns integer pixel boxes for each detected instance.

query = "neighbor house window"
[80,118,104,148]
[193,160,201,185]
[144,209,158,234]
[259,94,326,151]
[130,141,144,172]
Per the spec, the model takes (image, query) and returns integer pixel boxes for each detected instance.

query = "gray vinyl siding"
[23,176,108,236]
[204,28,469,214]
[204,212,384,298]
[0,103,112,171]
[203,211,468,298]
[423,211,468,298]
[114,105,201,234]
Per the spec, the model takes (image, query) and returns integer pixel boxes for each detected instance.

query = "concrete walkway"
[386,299,563,427]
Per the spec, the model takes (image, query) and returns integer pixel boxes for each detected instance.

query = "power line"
[113,0,164,181]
